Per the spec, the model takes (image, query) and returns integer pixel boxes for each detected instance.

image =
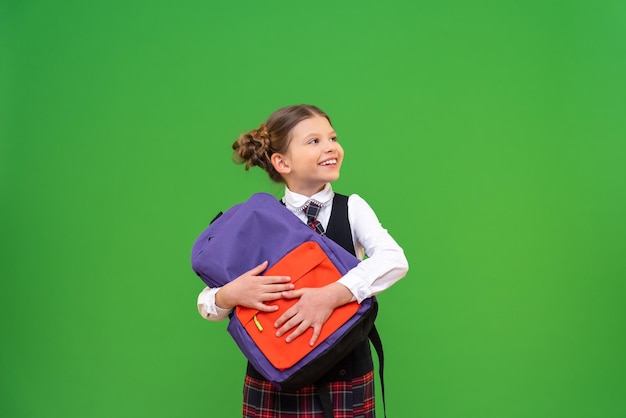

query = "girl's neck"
[286,182,328,198]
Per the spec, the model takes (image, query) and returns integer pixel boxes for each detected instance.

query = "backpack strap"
[369,321,387,418]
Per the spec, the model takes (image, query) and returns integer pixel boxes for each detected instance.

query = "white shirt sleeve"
[197,286,233,321]
[336,194,409,303]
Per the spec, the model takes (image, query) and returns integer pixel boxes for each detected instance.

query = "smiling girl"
[197,104,408,418]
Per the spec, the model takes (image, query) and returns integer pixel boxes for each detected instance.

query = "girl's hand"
[216,261,294,312]
[274,282,353,346]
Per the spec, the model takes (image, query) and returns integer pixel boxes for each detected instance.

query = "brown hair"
[232,104,331,183]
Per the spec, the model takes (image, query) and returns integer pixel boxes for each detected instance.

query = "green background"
[2,1,625,417]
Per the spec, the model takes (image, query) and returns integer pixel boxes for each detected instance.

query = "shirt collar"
[284,183,335,211]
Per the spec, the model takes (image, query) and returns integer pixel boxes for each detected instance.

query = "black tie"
[304,200,325,235]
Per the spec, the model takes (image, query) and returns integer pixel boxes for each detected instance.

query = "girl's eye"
[308,138,319,144]
[330,136,338,142]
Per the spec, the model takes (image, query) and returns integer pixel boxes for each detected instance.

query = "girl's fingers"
[244,261,269,276]
[261,286,293,301]
[280,289,304,299]
[267,283,294,293]
[274,308,298,334]
[255,303,279,313]
[260,275,292,284]
[309,325,322,346]
[285,322,310,343]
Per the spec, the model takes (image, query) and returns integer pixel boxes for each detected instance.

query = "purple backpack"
[191,192,379,391]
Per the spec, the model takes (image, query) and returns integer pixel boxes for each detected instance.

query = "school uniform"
[197,184,408,417]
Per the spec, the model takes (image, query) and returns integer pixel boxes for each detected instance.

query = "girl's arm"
[275,193,409,344]
[337,193,409,302]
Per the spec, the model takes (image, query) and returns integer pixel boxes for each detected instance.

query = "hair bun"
[255,123,269,139]
[252,124,270,148]
[232,124,272,170]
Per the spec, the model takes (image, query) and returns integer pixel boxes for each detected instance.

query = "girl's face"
[279,115,344,196]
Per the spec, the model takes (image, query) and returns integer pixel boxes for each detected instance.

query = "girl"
[197,104,408,417]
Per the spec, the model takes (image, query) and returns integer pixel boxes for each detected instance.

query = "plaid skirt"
[242,370,375,418]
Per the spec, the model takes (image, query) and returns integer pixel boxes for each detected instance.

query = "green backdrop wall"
[2,1,625,417]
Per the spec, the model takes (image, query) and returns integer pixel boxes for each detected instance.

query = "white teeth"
[320,159,336,166]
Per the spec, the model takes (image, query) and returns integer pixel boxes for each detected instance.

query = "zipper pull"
[253,315,264,332]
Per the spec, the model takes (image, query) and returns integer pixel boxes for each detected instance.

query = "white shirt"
[197,184,409,320]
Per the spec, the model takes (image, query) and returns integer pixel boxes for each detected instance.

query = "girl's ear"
[271,153,291,174]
